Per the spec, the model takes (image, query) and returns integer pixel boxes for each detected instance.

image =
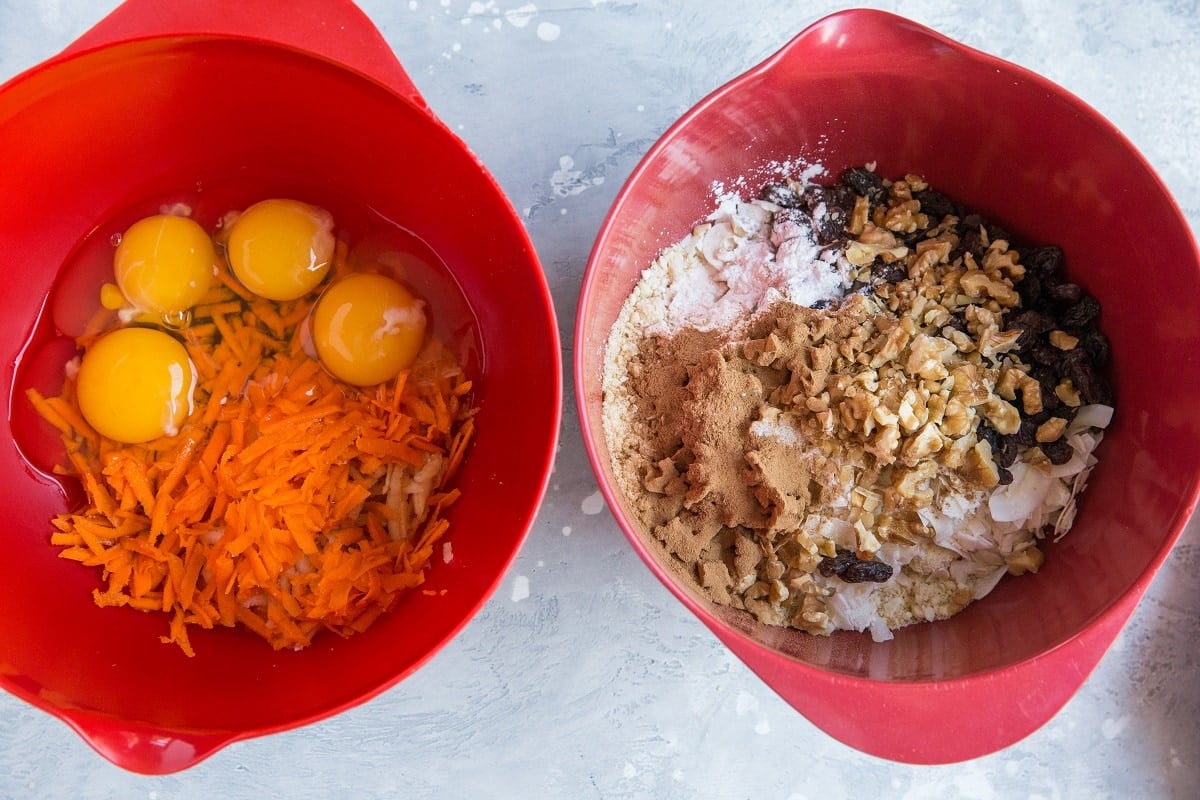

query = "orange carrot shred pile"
[28,256,476,656]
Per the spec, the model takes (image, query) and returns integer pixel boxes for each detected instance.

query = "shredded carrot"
[29,256,476,656]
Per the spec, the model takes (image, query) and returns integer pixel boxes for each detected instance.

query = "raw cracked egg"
[226,199,335,301]
[312,273,427,387]
[76,327,196,444]
[112,214,216,315]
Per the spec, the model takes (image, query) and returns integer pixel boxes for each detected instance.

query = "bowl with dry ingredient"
[575,9,1200,763]
[0,0,559,775]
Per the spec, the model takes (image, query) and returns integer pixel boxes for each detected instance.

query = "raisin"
[899,227,932,248]
[943,313,969,334]
[960,226,987,260]
[825,183,857,213]
[914,188,959,220]
[1018,272,1043,307]
[997,466,1014,485]
[798,185,828,214]
[813,206,848,245]
[995,435,1020,468]
[987,222,1013,244]
[978,422,1019,466]
[1046,280,1083,304]
[841,560,894,583]
[1024,245,1064,275]
[1030,343,1063,367]
[1028,408,1053,426]
[772,206,804,225]
[1080,329,1110,367]
[977,422,1002,452]
[772,186,848,245]
[817,549,856,577]
[1007,309,1053,352]
[1015,417,1038,448]
[818,548,892,583]
[873,262,908,284]
[810,298,832,310]
[760,183,801,208]
[843,167,885,204]
[1062,349,1111,405]
[1061,295,1100,330]
[1041,439,1075,465]
[1033,366,1061,411]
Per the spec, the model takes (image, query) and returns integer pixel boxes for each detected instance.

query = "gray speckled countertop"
[1,1,1198,798]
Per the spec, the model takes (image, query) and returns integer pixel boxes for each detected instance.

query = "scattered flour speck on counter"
[511,575,530,601]
[537,22,561,41]
[562,526,572,536]
[1101,716,1128,739]
[622,763,637,778]
[551,155,603,198]
[734,691,758,715]
[581,491,605,515]
[505,3,538,27]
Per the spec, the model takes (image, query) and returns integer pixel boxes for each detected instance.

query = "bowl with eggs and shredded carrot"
[0,0,559,774]
[576,10,1200,764]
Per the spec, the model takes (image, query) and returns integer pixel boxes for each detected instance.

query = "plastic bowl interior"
[577,9,1200,759]
[0,31,559,773]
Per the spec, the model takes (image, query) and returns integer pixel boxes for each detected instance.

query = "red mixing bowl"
[0,0,560,774]
[576,9,1200,764]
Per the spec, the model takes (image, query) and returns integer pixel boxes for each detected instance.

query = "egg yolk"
[113,214,216,315]
[76,327,197,444]
[311,273,427,386]
[226,199,335,301]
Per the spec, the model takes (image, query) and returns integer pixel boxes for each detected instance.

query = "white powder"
[642,180,851,337]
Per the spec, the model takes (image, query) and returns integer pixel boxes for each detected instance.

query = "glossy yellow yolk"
[113,215,216,315]
[226,199,335,301]
[312,273,427,387]
[76,327,197,444]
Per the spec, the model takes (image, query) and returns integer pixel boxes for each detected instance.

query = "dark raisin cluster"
[818,548,894,583]
[987,245,1112,479]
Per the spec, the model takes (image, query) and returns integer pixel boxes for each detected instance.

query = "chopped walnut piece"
[846,224,908,266]
[894,460,937,505]
[884,199,929,234]
[1005,546,1045,576]
[1055,378,1082,407]
[980,395,1021,434]
[979,326,1023,360]
[964,440,1001,489]
[1049,330,1079,350]
[900,422,945,466]
[1015,372,1043,415]
[1036,416,1068,443]
[959,269,991,297]
[847,194,870,236]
